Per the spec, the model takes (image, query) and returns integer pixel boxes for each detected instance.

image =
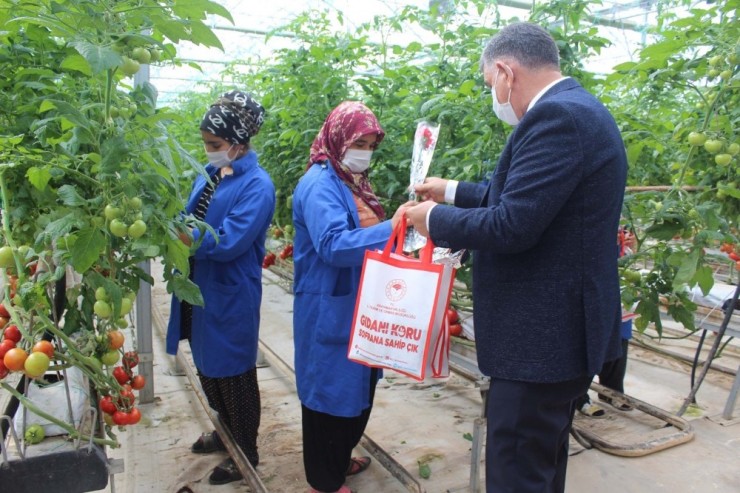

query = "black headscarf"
[199,90,265,145]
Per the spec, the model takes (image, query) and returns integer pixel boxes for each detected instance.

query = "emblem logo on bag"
[385,279,407,302]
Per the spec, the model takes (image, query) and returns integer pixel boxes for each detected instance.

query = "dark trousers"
[576,338,629,408]
[302,370,378,492]
[486,375,592,493]
[199,368,261,466]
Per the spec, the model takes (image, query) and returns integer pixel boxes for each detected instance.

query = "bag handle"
[431,314,450,378]
[381,215,436,263]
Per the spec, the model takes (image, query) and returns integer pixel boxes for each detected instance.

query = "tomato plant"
[0,0,231,446]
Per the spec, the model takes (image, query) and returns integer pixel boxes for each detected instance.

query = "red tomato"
[99,395,117,415]
[3,324,21,343]
[32,340,55,359]
[0,339,16,359]
[446,308,459,324]
[449,323,463,337]
[122,351,139,369]
[0,359,8,379]
[3,347,28,371]
[112,366,131,385]
[130,374,146,390]
[112,410,129,426]
[0,303,9,318]
[117,388,135,408]
[0,316,7,330]
[730,252,740,262]
[127,407,142,425]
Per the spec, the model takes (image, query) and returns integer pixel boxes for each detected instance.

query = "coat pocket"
[315,292,356,345]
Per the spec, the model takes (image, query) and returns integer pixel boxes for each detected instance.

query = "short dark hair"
[481,22,560,71]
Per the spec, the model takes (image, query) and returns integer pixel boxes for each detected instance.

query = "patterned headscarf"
[200,90,266,145]
[308,101,386,220]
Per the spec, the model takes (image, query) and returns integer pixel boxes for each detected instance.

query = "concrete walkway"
[93,265,740,493]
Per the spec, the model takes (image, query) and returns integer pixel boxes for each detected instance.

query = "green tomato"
[24,424,45,444]
[95,287,108,301]
[149,48,161,62]
[708,55,723,67]
[0,245,15,268]
[116,317,129,329]
[120,297,133,316]
[719,70,732,81]
[131,47,151,64]
[125,290,137,302]
[104,204,122,220]
[109,219,128,238]
[708,69,720,78]
[128,196,142,210]
[119,56,140,76]
[728,143,740,156]
[715,153,733,166]
[94,300,112,319]
[128,219,147,239]
[687,132,706,147]
[704,139,724,154]
[24,352,51,378]
[99,349,120,366]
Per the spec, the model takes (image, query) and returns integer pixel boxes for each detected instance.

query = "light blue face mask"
[492,69,520,126]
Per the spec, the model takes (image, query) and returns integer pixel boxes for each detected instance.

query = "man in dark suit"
[406,22,627,492]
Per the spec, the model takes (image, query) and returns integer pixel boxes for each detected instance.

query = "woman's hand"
[391,201,417,229]
[179,228,193,247]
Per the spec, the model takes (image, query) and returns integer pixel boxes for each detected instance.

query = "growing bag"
[348,218,455,380]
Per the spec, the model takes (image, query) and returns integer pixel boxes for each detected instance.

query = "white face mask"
[491,69,520,126]
[205,144,235,168]
[342,149,373,173]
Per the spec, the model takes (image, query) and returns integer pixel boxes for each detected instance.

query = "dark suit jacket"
[430,78,626,383]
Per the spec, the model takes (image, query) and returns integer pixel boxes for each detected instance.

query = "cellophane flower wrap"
[406,121,441,252]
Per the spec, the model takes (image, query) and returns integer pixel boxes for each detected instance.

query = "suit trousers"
[485,375,592,493]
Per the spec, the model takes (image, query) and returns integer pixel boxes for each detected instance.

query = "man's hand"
[414,177,448,203]
[405,201,437,237]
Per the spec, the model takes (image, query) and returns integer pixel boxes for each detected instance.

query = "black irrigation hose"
[677,282,740,417]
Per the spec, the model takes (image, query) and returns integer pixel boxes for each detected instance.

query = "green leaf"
[667,303,695,331]
[645,220,682,241]
[695,265,714,296]
[69,41,122,74]
[166,235,191,274]
[60,53,92,76]
[26,167,52,191]
[672,249,701,287]
[70,228,106,273]
[57,184,87,207]
[170,274,204,306]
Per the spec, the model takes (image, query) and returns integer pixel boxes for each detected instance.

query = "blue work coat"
[166,150,275,377]
[292,162,391,417]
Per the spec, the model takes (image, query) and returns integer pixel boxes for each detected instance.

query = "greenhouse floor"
[93,264,740,493]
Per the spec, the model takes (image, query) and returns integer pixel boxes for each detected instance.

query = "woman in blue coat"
[166,90,275,485]
[292,101,412,493]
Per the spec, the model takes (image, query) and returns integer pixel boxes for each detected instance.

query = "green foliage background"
[169,0,738,334]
